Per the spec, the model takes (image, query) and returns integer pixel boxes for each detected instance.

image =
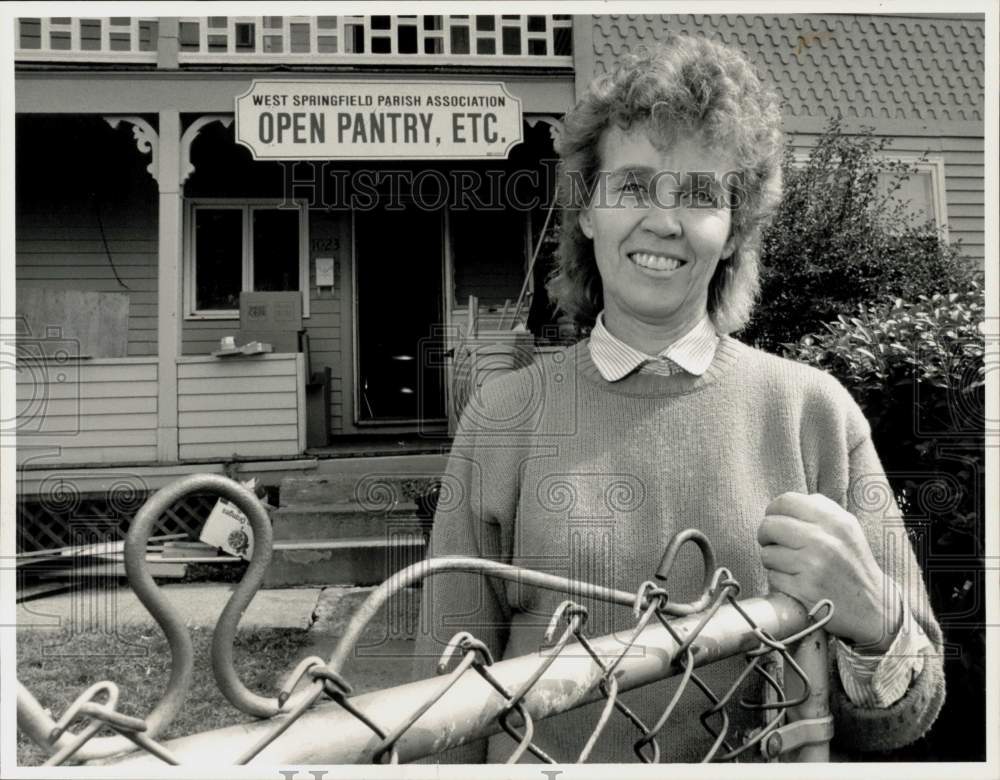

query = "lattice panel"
[17,493,218,553]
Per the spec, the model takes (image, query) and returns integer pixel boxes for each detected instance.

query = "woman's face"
[579,125,737,340]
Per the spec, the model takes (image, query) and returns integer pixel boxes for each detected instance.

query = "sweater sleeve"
[411,404,518,763]
[827,430,946,754]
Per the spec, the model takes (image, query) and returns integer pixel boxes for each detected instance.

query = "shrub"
[784,279,986,760]
[784,278,984,525]
[744,118,970,352]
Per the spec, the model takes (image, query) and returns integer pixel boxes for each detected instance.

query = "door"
[353,203,447,424]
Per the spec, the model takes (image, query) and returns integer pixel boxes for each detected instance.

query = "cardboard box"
[237,291,303,354]
[200,497,257,560]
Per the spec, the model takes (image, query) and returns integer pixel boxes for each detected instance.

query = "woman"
[415,34,944,762]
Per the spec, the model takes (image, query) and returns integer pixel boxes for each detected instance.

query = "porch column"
[156,110,182,461]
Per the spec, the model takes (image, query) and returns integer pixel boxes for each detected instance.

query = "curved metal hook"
[44,682,121,766]
[438,631,494,673]
[128,474,277,718]
[745,599,834,659]
[501,602,586,716]
[654,529,718,616]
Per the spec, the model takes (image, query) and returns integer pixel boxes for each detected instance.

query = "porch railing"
[15,17,160,63]
[16,15,574,67]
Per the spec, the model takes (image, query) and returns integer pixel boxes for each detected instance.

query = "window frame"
[790,151,949,241]
[184,198,310,320]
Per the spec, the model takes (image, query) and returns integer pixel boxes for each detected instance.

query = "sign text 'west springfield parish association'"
[236,81,523,160]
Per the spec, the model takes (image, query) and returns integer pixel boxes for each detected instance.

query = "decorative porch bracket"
[104,116,159,183]
[526,114,563,143]
[179,115,234,185]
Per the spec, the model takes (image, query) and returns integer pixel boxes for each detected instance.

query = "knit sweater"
[414,336,945,763]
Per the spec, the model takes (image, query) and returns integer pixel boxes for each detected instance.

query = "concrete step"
[270,504,429,542]
[310,585,422,644]
[263,535,427,587]
[280,468,443,508]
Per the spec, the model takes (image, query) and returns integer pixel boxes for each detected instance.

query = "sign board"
[236,80,523,160]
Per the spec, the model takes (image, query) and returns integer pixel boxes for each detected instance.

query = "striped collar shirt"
[588,312,720,381]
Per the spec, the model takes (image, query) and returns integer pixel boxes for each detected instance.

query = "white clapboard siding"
[15,358,159,466]
[16,205,159,356]
[176,354,305,460]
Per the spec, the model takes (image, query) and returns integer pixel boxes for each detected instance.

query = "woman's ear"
[721,235,737,260]
[578,207,594,240]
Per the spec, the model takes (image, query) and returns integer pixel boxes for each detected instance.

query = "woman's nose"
[640,199,683,237]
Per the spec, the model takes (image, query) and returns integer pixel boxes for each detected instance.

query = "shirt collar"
[589,312,720,381]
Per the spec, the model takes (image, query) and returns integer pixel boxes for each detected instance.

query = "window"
[792,152,949,241]
[876,155,949,240]
[186,201,308,318]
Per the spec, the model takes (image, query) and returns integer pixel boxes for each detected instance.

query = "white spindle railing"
[16,15,573,66]
[15,17,160,62]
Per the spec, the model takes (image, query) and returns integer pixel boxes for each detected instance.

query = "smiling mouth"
[628,252,687,272]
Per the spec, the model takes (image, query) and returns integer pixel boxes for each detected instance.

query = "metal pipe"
[99,593,810,767]
[787,629,831,762]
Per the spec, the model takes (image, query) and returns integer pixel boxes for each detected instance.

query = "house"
[11,13,985,550]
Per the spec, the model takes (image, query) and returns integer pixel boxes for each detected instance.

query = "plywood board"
[17,287,130,357]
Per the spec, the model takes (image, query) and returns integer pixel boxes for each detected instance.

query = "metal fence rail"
[17,474,835,766]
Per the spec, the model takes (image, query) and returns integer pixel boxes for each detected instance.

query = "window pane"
[344,24,364,53]
[527,16,546,32]
[476,15,495,31]
[553,27,572,56]
[139,20,157,50]
[19,19,41,49]
[179,21,199,51]
[235,22,255,51]
[253,209,300,292]
[398,24,417,53]
[450,26,469,54]
[195,209,243,311]
[502,28,521,55]
[80,19,101,51]
[290,22,310,52]
[476,38,496,55]
[878,169,937,225]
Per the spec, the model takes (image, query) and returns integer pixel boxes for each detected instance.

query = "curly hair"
[548,34,784,335]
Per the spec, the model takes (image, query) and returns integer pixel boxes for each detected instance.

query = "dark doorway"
[354,204,446,423]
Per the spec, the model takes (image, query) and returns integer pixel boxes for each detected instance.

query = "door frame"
[349,203,451,430]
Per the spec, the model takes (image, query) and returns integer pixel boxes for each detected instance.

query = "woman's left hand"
[757,492,902,653]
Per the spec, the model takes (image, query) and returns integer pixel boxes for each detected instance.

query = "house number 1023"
[311,238,339,252]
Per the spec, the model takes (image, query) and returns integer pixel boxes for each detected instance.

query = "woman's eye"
[684,189,719,207]
[621,180,648,194]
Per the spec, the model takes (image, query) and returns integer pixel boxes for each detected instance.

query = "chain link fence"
[17,474,835,766]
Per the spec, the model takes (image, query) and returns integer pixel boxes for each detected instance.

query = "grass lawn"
[16,624,313,766]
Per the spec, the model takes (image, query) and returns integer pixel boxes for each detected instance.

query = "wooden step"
[263,535,427,587]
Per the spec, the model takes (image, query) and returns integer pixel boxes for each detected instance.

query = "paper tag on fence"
[199,496,255,560]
